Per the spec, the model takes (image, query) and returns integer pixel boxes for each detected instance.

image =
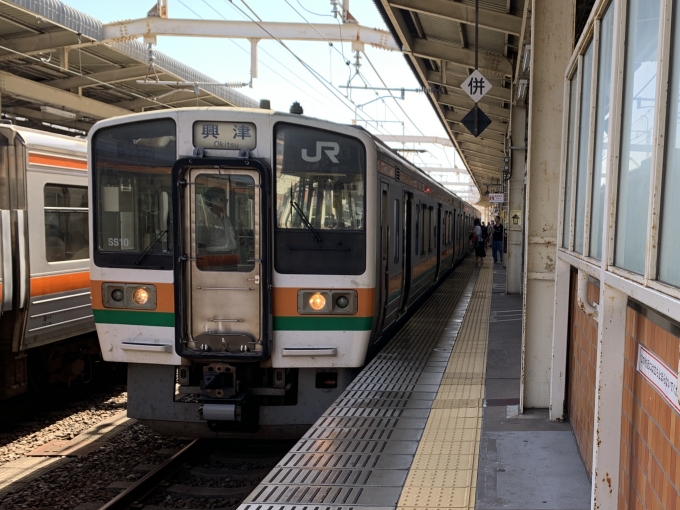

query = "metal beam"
[112,90,211,110]
[389,0,522,35]
[421,167,468,174]
[102,18,399,51]
[456,136,506,152]
[0,30,91,58]
[459,145,504,159]
[446,112,507,135]
[4,106,93,131]
[452,128,506,144]
[46,65,151,90]
[410,39,513,76]
[427,71,511,101]
[377,135,454,146]
[438,96,510,120]
[0,71,129,119]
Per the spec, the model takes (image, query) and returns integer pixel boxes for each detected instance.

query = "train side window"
[393,199,400,264]
[44,184,89,262]
[421,204,427,255]
[428,207,434,253]
[415,204,419,255]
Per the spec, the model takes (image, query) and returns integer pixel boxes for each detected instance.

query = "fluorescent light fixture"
[522,44,532,73]
[517,79,528,100]
[40,106,76,119]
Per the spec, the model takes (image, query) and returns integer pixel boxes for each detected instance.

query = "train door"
[399,191,413,313]
[181,166,266,359]
[435,203,442,280]
[452,209,457,268]
[0,129,28,352]
[375,182,389,336]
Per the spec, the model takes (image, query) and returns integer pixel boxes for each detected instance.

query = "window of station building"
[574,43,594,254]
[657,0,680,286]
[589,6,615,260]
[563,74,578,249]
[614,0,660,274]
[44,184,89,262]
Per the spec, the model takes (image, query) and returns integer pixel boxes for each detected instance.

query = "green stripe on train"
[93,309,175,327]
[274,316,373,331]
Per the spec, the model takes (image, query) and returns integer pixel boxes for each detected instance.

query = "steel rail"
[97,438,200,510]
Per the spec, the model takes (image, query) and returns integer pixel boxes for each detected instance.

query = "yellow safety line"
[398,259,493,509]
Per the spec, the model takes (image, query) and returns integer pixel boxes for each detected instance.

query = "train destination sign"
[461,70,492,103]
[193,121,257,150]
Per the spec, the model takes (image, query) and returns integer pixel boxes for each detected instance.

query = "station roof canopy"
[0,0,257,134]
[374,0,529,205]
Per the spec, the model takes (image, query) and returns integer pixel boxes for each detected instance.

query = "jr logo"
[301,142,340,163]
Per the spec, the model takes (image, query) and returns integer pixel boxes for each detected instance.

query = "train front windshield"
[92,119,176,269]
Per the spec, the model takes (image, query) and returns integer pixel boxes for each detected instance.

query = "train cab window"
[194,174,255,272]
[274,123,366,275]
[92,119,176,269]
[44,185,89,262]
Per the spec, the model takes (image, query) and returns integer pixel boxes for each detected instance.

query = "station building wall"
[567,272,599,478]
[619,305,680,509]
[544,0,680,506]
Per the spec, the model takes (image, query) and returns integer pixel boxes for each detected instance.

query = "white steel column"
[590,284,626,509]
[521,0,576,409]
[548,256,571,420]
[507,105,525,294]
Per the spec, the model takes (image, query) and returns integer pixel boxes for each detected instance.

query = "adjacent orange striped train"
[0,125,98,399]
[86,107,478,437]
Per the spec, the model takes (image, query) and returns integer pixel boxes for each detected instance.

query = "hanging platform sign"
[461,70,492,103]
[488,193,505,203]
[461,105,491,138]
[637,344,680,414]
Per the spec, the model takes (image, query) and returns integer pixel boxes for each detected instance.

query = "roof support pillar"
[506,104,525,294]
[522,0,575,413]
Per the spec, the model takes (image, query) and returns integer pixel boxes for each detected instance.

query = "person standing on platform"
[471,218,486,265]
[492,215,504,264]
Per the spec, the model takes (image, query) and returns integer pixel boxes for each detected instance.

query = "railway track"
[97,437,294,510]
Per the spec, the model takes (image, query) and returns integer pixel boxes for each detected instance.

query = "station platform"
[238,259,592,510]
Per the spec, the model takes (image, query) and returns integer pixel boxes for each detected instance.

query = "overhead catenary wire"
[179,0,338,110]
[220,0,391,134]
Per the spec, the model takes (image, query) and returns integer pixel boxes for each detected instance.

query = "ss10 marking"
[108,238,130,247]
[301,142,339,163]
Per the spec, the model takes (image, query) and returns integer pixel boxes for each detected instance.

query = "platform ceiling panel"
[0,0,257,135]
[376,0,526,206]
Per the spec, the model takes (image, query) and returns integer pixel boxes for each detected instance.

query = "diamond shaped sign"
[461,106,492,137]
[461,70,492,103]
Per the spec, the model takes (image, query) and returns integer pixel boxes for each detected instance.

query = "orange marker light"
[132,288,149,305]
[309,292,326,311]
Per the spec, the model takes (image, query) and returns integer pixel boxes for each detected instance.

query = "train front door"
[185,167,264,357]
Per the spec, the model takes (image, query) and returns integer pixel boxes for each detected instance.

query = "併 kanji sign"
[461,70,492,103]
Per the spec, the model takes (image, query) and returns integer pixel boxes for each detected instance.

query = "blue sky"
[60,0,470,184]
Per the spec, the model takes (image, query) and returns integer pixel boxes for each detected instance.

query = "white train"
[88,107,477,437]
[0,124,96,399]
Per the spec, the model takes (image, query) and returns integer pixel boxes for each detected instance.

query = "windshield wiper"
[291,201,322,242]
[134,229,168,265]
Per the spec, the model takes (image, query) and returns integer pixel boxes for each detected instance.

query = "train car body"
[88,108,477,437]
[0,124,95,399]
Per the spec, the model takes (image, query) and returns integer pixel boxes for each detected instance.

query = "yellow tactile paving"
[397,260,493,510]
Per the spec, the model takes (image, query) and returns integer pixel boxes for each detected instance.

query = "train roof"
[0,123,86,156]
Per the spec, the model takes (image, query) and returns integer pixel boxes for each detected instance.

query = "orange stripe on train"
[29,154,87,171]
[31,271,90,297]
[273,288,375,317]
[90,281,175,313]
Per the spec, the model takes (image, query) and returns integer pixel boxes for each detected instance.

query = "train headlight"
[111,289,124,302]
[336,296,350,308]
[309,292,326,311]
[131,288,149,305]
